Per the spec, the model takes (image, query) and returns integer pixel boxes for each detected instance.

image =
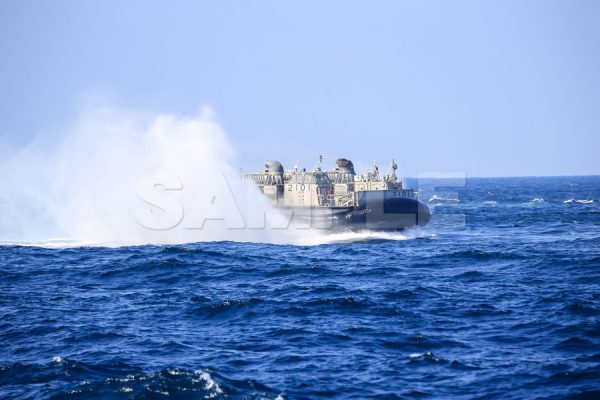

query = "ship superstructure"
[243,157,431,230]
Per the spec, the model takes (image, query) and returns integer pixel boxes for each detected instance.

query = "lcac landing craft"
[243,157,431,230]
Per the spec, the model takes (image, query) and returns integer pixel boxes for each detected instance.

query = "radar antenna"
[388,158,398,181]
[369,160,380,181]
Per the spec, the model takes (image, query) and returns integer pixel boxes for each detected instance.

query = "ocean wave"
[463,303,511,317]
[2,176,600,399]
[0,359,283,400]
[380,334,468,352]
[558,303,600,316]
[303,296,375,311]
[188,297,265,319]
[555,336,594,351]
[453,270,486,280]
[526,198,545,205]
[2,228,437,249]
[407,353,479,371]
[428,195,460,203]
[407,351,447,364]
[297,228,436,246]
[563,198,595,204]
[443,249,524,260]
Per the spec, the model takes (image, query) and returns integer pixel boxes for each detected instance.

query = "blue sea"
[1,176,600,399]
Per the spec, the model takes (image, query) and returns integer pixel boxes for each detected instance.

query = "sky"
[1,0,599,177]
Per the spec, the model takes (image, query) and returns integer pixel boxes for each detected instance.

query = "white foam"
[295,227,435,246]
[194,370,223,395]
[527,198,545,205]
[0,229,436,249]
[0,238,101,249]
[564,198,594,204]
[107,375,135,383]
[166,369,185,376]
[428,195,459,203]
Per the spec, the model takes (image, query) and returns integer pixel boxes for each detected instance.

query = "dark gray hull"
[280,194,431,231]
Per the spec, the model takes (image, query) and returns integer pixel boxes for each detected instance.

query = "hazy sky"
[1,0,599,177]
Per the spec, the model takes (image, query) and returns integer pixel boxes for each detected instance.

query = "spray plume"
[0,101,299,246]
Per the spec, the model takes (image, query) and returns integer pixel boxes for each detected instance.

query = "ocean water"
[1,176,599,399]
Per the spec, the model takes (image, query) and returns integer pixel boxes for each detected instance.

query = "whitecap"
[428,195,459,203]
[564,199,594,204]
[194,370,224,395]
[526,198,545,205]
[108,374,135,383]
[166,369,185,376]
[296,228,436,246]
